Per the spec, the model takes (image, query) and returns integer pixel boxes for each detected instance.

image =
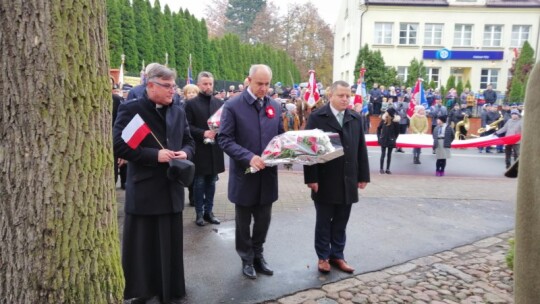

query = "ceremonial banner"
[365,134,521,148]
[304,70,320,107]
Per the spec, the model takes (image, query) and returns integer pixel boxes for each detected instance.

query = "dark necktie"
[255,98,263,111]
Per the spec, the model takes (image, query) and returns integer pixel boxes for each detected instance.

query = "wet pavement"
[116,152,517,303]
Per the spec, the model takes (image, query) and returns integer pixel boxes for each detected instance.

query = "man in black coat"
[303,80,371,274]
[483,84,498,105]
[113,64,195,303]
[185,71,225,226]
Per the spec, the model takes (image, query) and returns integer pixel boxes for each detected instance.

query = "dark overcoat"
[218,90,284,206]
[113,95,195,215]
[184,92,225,176]
[303,104,370,205]
[376,115,400,148]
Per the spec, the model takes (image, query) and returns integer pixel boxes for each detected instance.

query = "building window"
[511,25,531,47]
[341,37,346,56]
[427,68,440,88]
[374,22,393,45]
[480,69,499,89]
[424,24,443,46]
[483,25,502,47]
[399,23,418,45]
[347,33,351,54]
[397,67,408,83]
[454,24,472,46]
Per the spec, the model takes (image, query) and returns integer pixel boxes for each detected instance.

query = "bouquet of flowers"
[205,105,224,144]
[247,129,343,173]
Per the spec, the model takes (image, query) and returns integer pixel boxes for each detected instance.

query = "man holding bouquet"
[304,80,370,274]
[185,71,225,226]
[218,64,284,279]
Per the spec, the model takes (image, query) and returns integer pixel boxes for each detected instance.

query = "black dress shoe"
[242,263,257,279]
[254,257,274,275]
[195,213,205,226]
[203,212,220,224]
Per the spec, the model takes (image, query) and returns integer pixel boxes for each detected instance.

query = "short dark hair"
[330,80,350,93]
[197,71,214,83]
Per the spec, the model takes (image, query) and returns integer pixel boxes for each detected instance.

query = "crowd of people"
[110,63,522,303]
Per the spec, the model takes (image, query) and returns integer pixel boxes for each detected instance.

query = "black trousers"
[314,202,352,260]
[235,204,273,264]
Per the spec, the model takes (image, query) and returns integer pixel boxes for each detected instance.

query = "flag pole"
[150,131,165,149]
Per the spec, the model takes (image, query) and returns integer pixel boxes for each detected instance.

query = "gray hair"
[330,80,350,93]
[248,64,272,79]
[144,62,160,75]
[146,64,177,81]
[197,71,214,83]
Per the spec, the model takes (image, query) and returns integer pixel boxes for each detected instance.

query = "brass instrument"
[454,114,470,140]
[477,111,503,134]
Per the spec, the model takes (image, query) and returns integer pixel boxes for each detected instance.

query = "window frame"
[424,23,443,46]
[480,69,499,90]
[399,23,418,45]
[374,22,393,45]
[511,25,531,47]
[454,24,473,47]
[483,24,503,47]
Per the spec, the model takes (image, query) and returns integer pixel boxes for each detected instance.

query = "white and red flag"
[304,70,320,107]
[121,114,151,149]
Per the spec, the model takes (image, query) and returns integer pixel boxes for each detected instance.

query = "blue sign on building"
[423,49,504,60]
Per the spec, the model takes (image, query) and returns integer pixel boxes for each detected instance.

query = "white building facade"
[333,0,540,94]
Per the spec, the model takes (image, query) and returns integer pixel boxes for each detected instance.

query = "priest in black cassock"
[113,64,194,303]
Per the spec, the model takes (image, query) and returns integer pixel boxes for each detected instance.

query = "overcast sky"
[159,0,338,27]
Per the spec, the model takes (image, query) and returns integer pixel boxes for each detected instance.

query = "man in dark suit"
[185,71,225,226]
[113,64,195,303]
[304,80,370,274]
[218,64,284,279]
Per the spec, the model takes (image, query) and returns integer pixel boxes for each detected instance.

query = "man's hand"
[158,149,187,162]
[117,158,127,167]
[358,182,367,190]
[204,130,217,140]
[249,155,266,171]
[307,183,318,193]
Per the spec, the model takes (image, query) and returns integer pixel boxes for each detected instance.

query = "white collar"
[329,104,343,117]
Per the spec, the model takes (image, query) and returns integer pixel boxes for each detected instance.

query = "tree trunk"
[0,1,124,303]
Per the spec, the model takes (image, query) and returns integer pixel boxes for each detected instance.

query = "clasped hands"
[158,149,187,163]
[307,182,367,193]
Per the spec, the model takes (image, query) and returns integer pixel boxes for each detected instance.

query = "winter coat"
[377,113,401,148]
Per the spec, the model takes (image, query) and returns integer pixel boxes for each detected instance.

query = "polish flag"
[353,77,363,106]
[121,114,151,149]
[304,70,320,107]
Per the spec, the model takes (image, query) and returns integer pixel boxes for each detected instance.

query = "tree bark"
[0,1,124,303]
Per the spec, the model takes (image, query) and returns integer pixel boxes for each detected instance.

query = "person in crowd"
[433,115,453,176]
[395,98,409,153]
[448,103,465,130]
[218,64,284,280]
[380,97,389,114]
[428,98,447,134]
[183,84,199,101]
[465,89,476,114]
[111,77,127,189]
[293,89,309,129]
[303,80,370,274]
[388,86,397,103]
[185,71,225,227]
[369,83,383,115]
[483,84,497,105]
[181,83,200,206]
[127,62,160,100]
[445,88,457,109]
[377,108,400,174]
[410,105,428,164]
[113,64,195,303]
[283,103,300,131]
[495,110,522,169]
[485,104,503,153]
[432,88,442,105]
[459,88,469,106]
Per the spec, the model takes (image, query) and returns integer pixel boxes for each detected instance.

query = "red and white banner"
[365,134,521,148]
[304,70,320,107]
[121,114,151,149]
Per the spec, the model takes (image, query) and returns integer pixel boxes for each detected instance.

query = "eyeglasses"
[151,81,178,91]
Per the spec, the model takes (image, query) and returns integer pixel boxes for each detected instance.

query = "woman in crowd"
[432,115,453,176]
[183,84,200,101]
[410,105,428,164]
[377,108,400,174]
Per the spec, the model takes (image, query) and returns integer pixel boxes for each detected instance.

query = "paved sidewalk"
[116,170,517,303]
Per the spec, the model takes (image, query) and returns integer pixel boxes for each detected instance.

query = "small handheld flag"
[121,114,151,149]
